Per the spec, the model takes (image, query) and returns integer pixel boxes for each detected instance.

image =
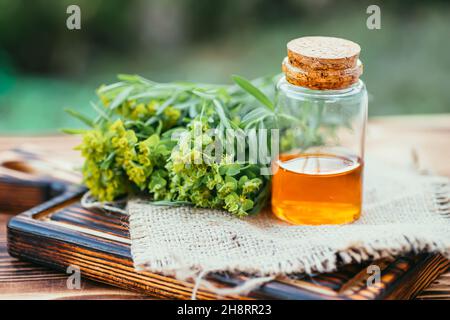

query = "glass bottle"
[272,37,368,225]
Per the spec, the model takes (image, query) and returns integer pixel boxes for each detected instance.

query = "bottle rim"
[277,76,365,99]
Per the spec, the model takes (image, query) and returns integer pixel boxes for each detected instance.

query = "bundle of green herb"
[65,74,296,217]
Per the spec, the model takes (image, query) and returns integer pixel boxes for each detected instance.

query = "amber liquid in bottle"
[272,153,363,225]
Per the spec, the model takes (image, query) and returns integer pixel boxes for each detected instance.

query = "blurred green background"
[0,0,449,133]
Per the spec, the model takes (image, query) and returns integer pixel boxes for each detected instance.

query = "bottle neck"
[277,76,365,100]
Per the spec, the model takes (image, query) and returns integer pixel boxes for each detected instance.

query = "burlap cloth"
[127,158,450,291]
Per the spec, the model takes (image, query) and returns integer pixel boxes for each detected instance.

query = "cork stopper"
[283,36,363,90]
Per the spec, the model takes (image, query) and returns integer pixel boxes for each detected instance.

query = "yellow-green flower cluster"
[76,128,127,201]
[71,75,277,217]
[77,119,173,202]
[164,117,266,217]
[118,100,155,121]
[162,106,181,129]
[97,89,181,130]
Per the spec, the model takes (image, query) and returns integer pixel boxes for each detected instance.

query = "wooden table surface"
[0,114,449,300]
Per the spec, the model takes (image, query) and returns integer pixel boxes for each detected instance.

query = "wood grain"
[0,214,152,300]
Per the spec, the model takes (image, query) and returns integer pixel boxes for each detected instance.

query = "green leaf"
[248,182,270,214]
[232,75,274,111]
[238,176,249,187]
[192,89,215,100]
[277,113,302,125]
[148,175,167,191]
[96,82,126,94]
[100,152,115,170]
[224,175,238,185]
[64,108,94,127]
[156,92,179,115]
[109,86,134,110]
[117,74,153,85]
[60,128,88,135]
[213,99,232,129]
[150,200,193,206]
[146,134,160,147]
[90,102,111,122]
[241,199,254,211]
[240,107,273,129]
[220,163,241,176]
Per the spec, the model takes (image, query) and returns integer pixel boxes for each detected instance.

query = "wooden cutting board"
[3,178,448,299]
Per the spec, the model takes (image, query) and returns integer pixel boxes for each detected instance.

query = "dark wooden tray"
[0,148,73,214]
[6,184,449,300]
